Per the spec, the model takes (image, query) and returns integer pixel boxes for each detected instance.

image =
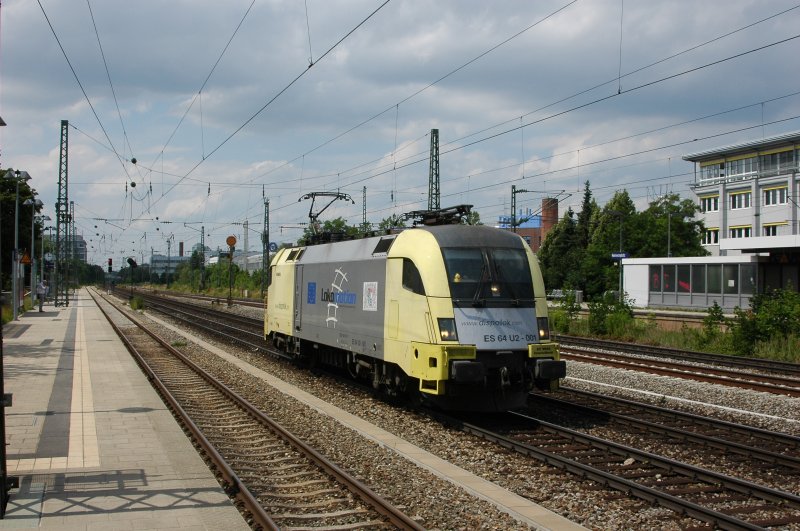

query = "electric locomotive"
[265,206,564,411]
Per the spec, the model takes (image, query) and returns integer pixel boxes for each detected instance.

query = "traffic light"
[108,258,112,273]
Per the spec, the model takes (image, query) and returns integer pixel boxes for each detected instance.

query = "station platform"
[0,289,248,530]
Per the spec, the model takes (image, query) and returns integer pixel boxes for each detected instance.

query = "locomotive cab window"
[402,258,425,295]
[442,247,534,306]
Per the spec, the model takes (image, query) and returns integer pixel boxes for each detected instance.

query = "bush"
[587,292,633,336]
[130,296,145,311]
[728,288,800,355]
[549,308,570,334]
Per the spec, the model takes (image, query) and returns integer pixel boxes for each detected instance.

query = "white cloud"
[3,0,799,263]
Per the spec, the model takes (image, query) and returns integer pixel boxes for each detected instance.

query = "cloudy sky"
[2,0,799,266]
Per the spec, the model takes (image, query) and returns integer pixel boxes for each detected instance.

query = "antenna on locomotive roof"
[403,204,472,226]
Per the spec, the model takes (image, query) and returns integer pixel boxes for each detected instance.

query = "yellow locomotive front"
[384,224,564,411]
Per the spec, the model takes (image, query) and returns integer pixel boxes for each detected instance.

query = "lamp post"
[11,171,31,320]
[609,210,624,302]
[166,234,174,289]
[40,221,52,283]
[666,210,679,258]
[23,199,44,308]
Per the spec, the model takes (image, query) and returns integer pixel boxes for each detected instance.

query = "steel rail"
[556,334,800,376]
[528,392,800,470]
[89,290,277,530]
[562,348,800,397]
[433,410,800,531]
[560,387,800,448]
[97,289,422,530]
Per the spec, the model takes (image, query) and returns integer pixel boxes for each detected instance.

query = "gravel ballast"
[125,298,799,530]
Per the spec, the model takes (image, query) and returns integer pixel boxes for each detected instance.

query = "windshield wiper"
[472,263,487,307]
[495,264,520,306]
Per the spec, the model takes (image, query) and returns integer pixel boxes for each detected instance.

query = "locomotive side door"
[294,265,303,332]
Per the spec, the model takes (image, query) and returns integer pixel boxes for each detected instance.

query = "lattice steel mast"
[54,120,70,307]
[427,128,439,211]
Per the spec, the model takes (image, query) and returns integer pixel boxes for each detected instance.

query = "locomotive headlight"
[438,318,459,342]
[537,317,550,340]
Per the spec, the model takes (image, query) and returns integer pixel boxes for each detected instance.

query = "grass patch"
[129,296,145,311]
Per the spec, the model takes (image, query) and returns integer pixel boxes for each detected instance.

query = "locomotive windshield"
[442,247,535,307]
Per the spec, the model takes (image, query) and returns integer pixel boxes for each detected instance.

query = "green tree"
[583,190,637,298]
[463,209,482,226]
[0,169,41,291]
[638,193,707,258]
[377,214,406,231]
[576,180,598,249]
[299,217,359,245]
[537,208,580,290]
[538,182,598,296]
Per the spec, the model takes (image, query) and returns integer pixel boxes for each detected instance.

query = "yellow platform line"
[9,304,99,472]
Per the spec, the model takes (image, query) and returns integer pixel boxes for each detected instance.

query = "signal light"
[108,258,112,273]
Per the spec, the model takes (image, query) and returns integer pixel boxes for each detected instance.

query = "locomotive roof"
[417,224,525,249]
[285,225,526,264]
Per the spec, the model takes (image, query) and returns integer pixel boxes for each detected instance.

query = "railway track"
[144,288,265,309]
[557,334,800,377]
[127,288,800,400]
[536,388,800,468]
[439,410,800,530]
[561,346,800,397]
[528,388,800,496]
[120,288,269,350]
[93,289,421,530]
[122,288,800,527]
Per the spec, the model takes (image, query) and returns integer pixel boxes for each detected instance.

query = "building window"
[700,196,719,212]
[729,226,751,238]
[763,187,787,206]
[723,264,739,294]
[691,265,706,293]
[702,228,719,245]
[740,264,756,295]
[729,191,751,210]
[726,156,757,178]
[760,150,796,175]
[707,265,722,293]
[763,223,787,236]
[649,265,661,292]
[662,265,675,292]
[677,265,691,293]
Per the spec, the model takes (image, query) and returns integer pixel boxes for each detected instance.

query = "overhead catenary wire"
[149,0,258,172]
[42,3,800,255]
[36,0,130,179]
[250,2,799,190]
[85,0,135,166]
[267,20,800,222]
[147,0,393,218]
[249,0,579,184]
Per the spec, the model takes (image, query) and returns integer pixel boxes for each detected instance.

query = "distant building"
[44,234,87,263]
[497,197,559,252]
[149,253,191,276]
[623,131,799,310]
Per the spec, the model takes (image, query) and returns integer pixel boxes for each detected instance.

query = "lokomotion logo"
[306,280,357,307]
[321,288,357,305]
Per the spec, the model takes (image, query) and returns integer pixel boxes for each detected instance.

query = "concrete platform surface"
[0,289,248,530]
